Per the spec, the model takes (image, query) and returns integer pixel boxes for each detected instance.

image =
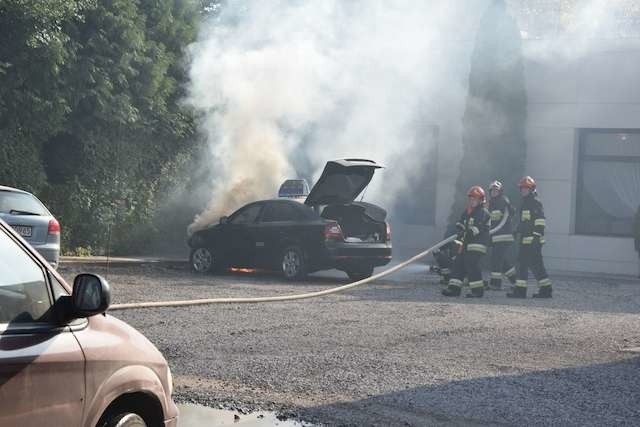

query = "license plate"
[12,225,32,238]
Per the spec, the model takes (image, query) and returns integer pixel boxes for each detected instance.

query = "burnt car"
[188,159,392,280]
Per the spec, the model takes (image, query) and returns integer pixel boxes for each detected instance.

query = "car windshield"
[0,191,49,216]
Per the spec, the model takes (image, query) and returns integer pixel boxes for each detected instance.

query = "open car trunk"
[321,202,388,243]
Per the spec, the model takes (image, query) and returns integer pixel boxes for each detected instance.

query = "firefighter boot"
[533,280,552,298]
[465,286,484,298]
[442,286,461,297]
[506,282,527,299]
[442,279,462,297]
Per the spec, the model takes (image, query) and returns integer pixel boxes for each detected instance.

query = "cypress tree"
[448,0,526,225]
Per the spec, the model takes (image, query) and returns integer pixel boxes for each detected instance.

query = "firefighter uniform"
[442,196,491,298]
[488,193,517,290]
[508,186,552,298]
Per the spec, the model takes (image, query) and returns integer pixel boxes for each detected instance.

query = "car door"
[0,224,85,427]
[225,203,263,267]
[254,201,307,268]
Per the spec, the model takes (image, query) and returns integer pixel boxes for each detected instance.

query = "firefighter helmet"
[489,180,503,193]
[518,176,536,190]
[467,185,486,202]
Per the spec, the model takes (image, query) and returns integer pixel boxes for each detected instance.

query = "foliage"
[0,0,204,254]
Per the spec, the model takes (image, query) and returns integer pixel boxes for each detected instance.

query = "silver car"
[0,186,60,268]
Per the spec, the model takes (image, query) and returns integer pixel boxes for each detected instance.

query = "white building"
[394,38,640,276]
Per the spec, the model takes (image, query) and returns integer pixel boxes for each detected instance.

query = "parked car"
[0,218,177,427]
[0,185,60,268]
[188,159,392,280]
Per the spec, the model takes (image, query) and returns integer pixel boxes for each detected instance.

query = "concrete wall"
[523,40,640,275]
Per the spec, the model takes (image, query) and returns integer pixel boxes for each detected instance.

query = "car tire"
[346,266,374,282]
[104,413,147,427]
[281,245,307,280]
[190,247,220,274]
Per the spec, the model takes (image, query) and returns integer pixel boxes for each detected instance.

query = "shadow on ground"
[299,357,640,426]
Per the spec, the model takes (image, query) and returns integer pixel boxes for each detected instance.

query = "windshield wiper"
[9,209,41,216]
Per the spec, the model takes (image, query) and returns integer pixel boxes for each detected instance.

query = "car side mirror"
[219,216,228,224]
[72,274,111,317]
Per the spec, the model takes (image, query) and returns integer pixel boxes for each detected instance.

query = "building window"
[576,129,640,237]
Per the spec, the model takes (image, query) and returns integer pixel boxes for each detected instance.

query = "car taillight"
[48,218,60,235]
[385,222,391,242]
[324,222,344,241]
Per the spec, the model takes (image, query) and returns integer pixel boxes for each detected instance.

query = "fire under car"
[188,159,392,280]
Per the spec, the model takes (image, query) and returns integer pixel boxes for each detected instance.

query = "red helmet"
[489,180,503,193]
[518,176,536,190]
[467,185,486,202]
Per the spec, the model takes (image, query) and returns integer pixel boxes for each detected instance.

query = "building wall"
[394,40,639,276]
[523,40,640,275]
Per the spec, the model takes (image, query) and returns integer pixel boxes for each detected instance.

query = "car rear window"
[0,191,49,216]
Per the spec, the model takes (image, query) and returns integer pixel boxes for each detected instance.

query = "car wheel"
[105,413,147,427]
[281,245,306,280]
[346,266,374,282]
[190,247,217,274]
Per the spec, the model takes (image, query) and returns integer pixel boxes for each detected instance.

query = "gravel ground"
[59,262,640,426]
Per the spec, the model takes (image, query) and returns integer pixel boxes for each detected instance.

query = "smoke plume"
[186,0,490,233]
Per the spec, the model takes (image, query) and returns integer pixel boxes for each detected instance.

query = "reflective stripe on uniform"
[449,278,463,288]
[515,279,527,288]
[532,231,542,237]
[470,226,480,236]
[504,267,516,277]
[441,268,451,275]
[490,272,502,279]
[492,234,514,243]
[522,236,534,244]
[490,210,502,221]
[534,219,546,226]
[538,278,552,287]
[521,210,531,220]
[467,243,487,253]
[469,280,484,289]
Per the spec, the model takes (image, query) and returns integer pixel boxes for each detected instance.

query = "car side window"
[230,204,262,225]
[261,203,300,222]
[0,228,52,324]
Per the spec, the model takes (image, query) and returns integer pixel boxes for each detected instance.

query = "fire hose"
[109,210,509,311]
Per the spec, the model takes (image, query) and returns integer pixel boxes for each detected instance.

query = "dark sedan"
[188,159,392,280]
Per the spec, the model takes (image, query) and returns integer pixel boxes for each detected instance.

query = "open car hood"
[305,159,383,206]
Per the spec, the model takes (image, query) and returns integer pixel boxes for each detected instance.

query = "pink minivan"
[0,219,178,427]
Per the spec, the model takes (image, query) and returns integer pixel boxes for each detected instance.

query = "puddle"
[178,404,314,427]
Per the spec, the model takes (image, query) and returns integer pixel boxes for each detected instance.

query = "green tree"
[1,0,202,254]
[449,0,527,224]
[0,0,92,191]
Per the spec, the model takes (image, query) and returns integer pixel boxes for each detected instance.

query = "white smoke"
[187,0,490,233]
[513,0,640,62]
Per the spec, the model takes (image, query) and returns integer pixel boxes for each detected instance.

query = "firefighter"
[507,176,552,298]
[442,186,491,298]
[487,180,517,290]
